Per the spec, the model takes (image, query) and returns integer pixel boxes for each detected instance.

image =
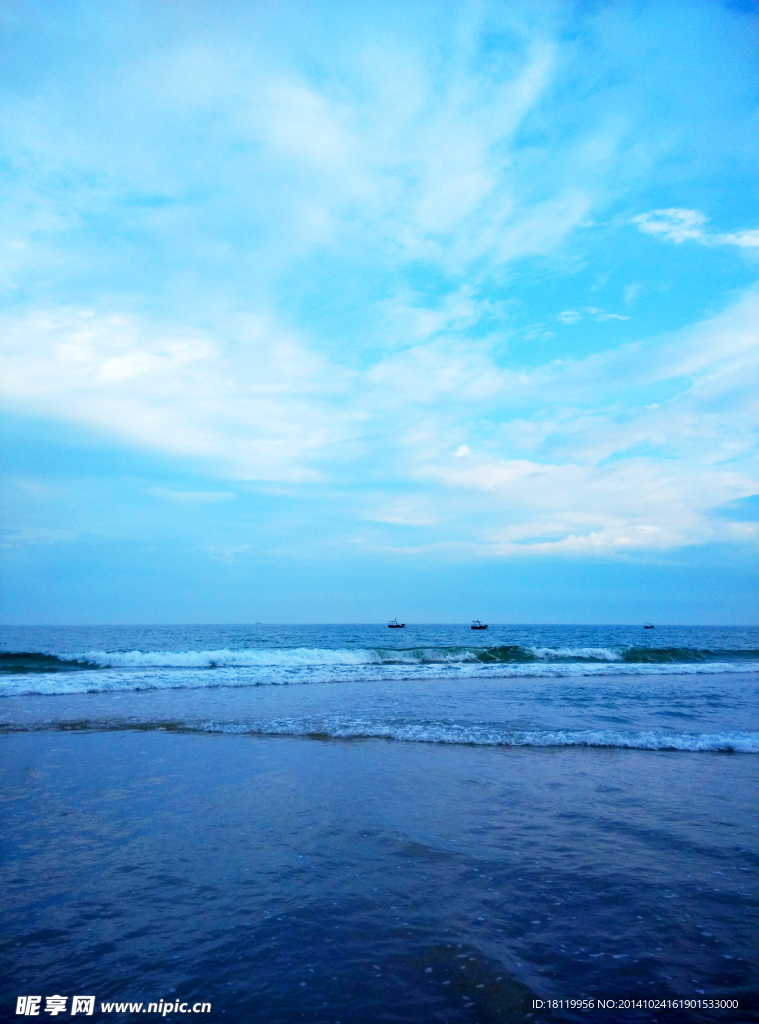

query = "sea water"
[1,624,757,1022]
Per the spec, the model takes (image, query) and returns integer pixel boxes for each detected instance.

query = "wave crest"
[4,714,757,753]
[4,644,759,673]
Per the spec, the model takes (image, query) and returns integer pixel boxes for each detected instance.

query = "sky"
[1,0,758,625]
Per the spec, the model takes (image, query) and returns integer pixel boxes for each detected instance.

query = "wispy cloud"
[558,308,630,324]
[1,0,758,605]
[2,288,755,557]
[633,209,759,250]
[557,310,582,324]
[0,308,357,481]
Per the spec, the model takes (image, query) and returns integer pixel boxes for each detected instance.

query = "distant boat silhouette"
[471,619,488,630]
[388,618,405,628]
[643,622,655,629]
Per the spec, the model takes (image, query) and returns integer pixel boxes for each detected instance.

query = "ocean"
[1,624,757,1023]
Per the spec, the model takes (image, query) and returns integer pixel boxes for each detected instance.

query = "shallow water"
[1,733,757,1023]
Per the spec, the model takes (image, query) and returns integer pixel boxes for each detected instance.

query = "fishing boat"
[471,619,488,630]
[388,619,405,628]
[643,622,655,629]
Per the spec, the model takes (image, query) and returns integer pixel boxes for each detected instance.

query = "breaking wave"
[4,645,759,673]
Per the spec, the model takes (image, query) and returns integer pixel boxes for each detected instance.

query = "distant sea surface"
[1,624,757,1022]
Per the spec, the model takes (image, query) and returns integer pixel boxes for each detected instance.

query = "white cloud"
[1,289,756,557]
[365,289,759,554]
[593,311,630,321]
[0,12,632,298]
[558,307,630,324]
[0,308,358,482]
[633,209,759,250]
[422,448,755,554]
[720,229,759,249]
[632,208,707,244]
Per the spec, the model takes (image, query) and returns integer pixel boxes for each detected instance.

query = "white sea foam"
[201,719,759,752]
[6,708,755,751]
[30,644,759,670]
[528,646,622,661]
[72,647,384,668]
[1,655,758,697]
[60,646,493,669]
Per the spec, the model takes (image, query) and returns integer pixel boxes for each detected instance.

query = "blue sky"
[1,0,758,624]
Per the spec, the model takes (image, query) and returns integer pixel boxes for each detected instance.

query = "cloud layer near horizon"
[3,286,757,555]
